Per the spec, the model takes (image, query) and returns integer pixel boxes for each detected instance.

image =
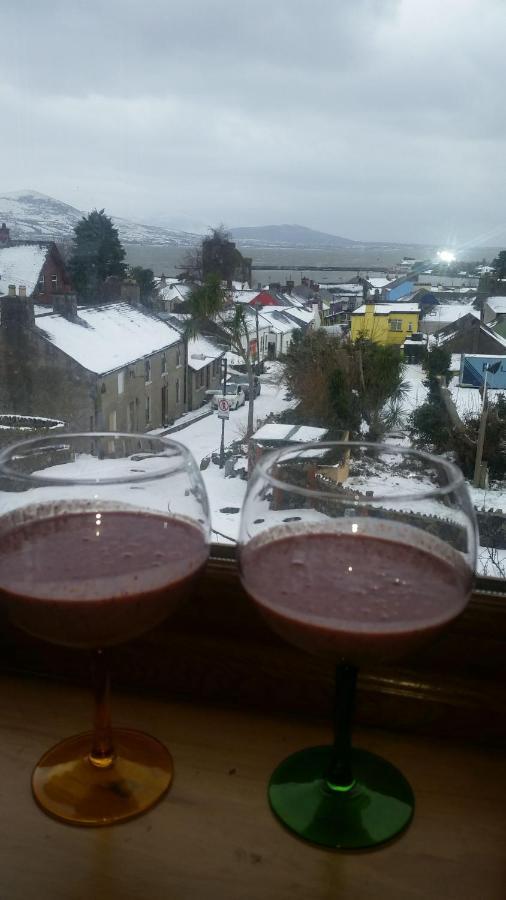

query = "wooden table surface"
[0,675,504,900]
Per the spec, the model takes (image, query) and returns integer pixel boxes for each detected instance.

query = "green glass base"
[268,745,414,849]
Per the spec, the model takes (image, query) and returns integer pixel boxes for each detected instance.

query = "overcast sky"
[1,0,505,244]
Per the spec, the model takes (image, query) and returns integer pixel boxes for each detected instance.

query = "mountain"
[230,224,359,250]
[0,190,200,247]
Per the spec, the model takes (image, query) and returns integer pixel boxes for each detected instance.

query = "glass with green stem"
[239,441,477,849]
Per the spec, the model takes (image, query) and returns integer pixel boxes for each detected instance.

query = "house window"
[145,394,150,423]
[161,353,167,375]
[38,273,45,292]
[175,378,180,403]
[388,319,403,332]
[145,359,151,383]
[408,322,414,332]
[51,273,58,290]
[197,369,205,388]
[176,346,182,367]
[117,370,125,395]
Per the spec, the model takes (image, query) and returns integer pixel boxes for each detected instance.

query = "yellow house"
[350,302,420,346]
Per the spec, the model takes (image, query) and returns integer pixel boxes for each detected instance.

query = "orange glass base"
[32,728,173,826]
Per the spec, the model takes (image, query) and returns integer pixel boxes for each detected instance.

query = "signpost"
[217,398,230,419]
[219,357,228,469]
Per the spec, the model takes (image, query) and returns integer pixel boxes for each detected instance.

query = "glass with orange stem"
[239,441,477,849]
[0,433,210,826]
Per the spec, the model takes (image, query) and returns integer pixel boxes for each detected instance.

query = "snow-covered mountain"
[0,190,200,247]
[230,223,359,249]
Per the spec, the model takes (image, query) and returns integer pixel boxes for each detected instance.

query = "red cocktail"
[239,442,477,849]
[0,433,210,826]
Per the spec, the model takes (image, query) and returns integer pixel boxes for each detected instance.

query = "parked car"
[205,383,246,410]
[234,375,261,400]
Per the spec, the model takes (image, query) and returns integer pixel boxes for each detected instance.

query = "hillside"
[230,224,359,249]
[0,190,200,247]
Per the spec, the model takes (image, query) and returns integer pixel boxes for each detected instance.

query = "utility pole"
[254,301,261,376]
[473,361,500,487]
[219,356,228,469]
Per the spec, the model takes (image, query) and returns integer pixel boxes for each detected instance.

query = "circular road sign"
[217,398,230,418]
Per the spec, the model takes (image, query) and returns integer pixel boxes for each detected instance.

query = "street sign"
[217,398,230,419]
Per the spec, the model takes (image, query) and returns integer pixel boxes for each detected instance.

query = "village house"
[186,334,226,411]
[0,226,72,303]
[350,302,420,345]
[419,301,479,336]
[0,292,186,431]
[483,296,506,326]
[436,312,506,356]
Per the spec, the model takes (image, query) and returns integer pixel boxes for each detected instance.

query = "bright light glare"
[437,249,456,263]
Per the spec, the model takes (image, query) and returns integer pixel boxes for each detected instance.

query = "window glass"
[0,1,504,584]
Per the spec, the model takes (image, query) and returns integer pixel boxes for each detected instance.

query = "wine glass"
[239,441,477,849]
[0,433,210,826]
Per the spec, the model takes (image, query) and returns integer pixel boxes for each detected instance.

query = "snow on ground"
[174,363,295,542]
[401,364,428,418]
[448,377,505,419]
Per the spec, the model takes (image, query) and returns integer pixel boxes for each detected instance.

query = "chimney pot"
[8,284,16,297]
[19,285,27,298]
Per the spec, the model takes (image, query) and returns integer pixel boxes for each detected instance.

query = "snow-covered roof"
[259,309,297,334]
[251,423,327,443]
[231,289,261,304]
[0,243,49,296]
[35,302,182,375]
[187,335,225,371]
[353,303,420,315]
[485,296,506,315]
[438,321,506,350]
[158,282,191,304]
[423,302,479,323]
[281,307,315,325]
[329,283,363,293]
[367,277,392,289]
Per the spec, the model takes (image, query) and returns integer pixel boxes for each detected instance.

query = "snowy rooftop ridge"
[0,244,49,296]
[422,302,478,323]
[485,296,506,314]
[35,302,182,375]
[187,335,225,371]
[353,303,420,315]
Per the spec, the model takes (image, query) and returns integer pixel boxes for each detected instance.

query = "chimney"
[1,286,35,329]
[286,279,294,295]
[0,223,10,244]
[53,293,78,320]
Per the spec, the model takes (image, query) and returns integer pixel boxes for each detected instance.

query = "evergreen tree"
[69,209,126,300]
[129,266,156,306]
[202,226,246,286]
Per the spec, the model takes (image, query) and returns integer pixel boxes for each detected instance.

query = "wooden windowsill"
[0,675,504,900]
[0,551,505,748]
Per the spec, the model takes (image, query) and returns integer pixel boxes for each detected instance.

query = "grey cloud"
[1,0,506,244]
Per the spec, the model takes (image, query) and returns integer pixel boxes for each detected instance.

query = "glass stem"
[89,648,115,768]
[325,663,358,791]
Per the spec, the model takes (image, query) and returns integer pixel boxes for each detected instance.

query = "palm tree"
[184,274,258,437]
